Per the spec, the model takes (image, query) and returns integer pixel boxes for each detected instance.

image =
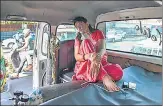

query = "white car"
[2,33,24,49]
[106,30,123,42]
[1,38,15,49]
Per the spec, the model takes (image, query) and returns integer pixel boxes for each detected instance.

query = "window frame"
[96,17,162,58]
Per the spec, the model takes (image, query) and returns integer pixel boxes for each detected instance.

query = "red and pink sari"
[72,30,123,82]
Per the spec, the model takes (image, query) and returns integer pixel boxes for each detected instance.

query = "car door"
[33,22,52,89]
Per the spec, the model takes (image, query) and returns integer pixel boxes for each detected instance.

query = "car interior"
[1,1,162,106]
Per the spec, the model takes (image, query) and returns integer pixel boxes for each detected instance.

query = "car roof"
[1,1,161,26]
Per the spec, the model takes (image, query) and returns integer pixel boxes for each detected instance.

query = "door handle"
[34,49,37,56]
[41,62,45,70]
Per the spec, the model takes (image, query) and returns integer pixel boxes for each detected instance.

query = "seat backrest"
[55,40,76,83]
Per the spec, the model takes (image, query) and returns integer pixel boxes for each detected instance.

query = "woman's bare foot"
[10,74,19,80]
[102,75,120,92]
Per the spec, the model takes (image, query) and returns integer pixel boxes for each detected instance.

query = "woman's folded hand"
[89,52,99,61]
[90,60,101,81]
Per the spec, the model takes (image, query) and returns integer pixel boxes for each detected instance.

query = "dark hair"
[73,16,87,24]
[73,16,97,41]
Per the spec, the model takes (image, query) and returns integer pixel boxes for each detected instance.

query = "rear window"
[97,19,162,57]
[56,25,77,42]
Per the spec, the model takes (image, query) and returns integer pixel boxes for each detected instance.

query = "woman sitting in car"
[72,16,123,92]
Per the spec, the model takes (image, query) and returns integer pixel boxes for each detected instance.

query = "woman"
[72,16,123,92]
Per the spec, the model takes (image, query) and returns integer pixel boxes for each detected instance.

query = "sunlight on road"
[106,37,162,53]
[106,41,140,51]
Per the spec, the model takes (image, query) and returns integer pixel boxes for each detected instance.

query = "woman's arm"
[96,39,106,58]
[74,46,84,61]
[89,30,106,62]
[90,39,106,63]
[74,46,92,62]
[74,36,93,62]
[89,39,106,80]
[74,40,106,62]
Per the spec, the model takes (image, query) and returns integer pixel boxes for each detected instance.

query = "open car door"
[33,22,52,89]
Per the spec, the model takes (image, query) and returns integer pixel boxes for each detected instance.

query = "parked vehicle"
[2,32,24,49]
[106,30,124,42]
[1,38,15,49]
[115,30,127,38]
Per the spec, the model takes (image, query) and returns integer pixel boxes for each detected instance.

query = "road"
[106,39,142,52]
[106,37,161,52]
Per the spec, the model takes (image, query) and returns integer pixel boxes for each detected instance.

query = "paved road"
[106,40,140,52]
[106,37,161,52]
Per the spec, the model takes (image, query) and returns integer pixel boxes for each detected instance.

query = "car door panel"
[33,22,52,89]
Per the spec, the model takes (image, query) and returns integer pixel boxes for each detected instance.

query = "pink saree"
[72,30,123,82]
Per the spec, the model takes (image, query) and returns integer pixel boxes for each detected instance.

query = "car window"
[97,19,162,57]
[56,25,77,42]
